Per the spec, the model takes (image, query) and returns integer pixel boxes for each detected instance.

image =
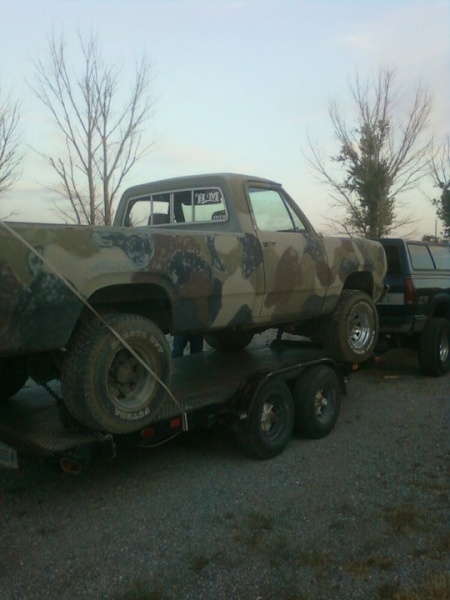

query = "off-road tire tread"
[323,290,378,363]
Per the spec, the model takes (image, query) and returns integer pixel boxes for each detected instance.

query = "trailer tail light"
[140,426,157,440]
[60,457,83,475]
[170,417,182,430]
[140,417,182,442]
[403,276,416,305]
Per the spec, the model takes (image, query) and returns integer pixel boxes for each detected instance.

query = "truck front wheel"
[418,318,450,376]
[62,314,172,434]
[323,290,378,363]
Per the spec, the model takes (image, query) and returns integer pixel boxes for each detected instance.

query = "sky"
[0,0,449,237]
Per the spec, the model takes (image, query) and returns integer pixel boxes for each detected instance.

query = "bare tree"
[306,69,433,238]
[33,33,154,225]
[430,136,450,239]
[0,87,22,197]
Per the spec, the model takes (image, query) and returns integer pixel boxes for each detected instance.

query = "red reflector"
[170,417,181,429]
[140,427,156,440]
[60,458,82,474]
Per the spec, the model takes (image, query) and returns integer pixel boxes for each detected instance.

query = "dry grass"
[191,554,212,573]
[376,573,450,600]
[393,573,450,600]
[296,548,334,568]
[232,509,274,549]
[345,553,394,577]
[120,579,166,600]
[382,503,422,533]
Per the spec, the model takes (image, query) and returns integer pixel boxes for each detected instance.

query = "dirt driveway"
[1,344,449,600]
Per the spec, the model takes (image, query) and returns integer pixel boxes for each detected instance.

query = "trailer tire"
[62,314,172,434]
[238,378,294,460]
[293,365,341,439]
[323,290,378,363]
[418,318,450,376]
[0,358,28,402]
[205,331,254,351]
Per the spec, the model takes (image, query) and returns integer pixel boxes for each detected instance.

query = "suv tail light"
[404,276,416,305]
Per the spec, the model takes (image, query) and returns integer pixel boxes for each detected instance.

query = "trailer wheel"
[62,314,172,434]
[239,378,294,460]
[323,290,378,363]
[293,365,341,439]
[418,318,450,376]
[205,331,254,351]
[0,358,28,402]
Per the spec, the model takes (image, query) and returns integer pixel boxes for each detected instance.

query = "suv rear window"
[408,244,434,270]
[429,245,450,270]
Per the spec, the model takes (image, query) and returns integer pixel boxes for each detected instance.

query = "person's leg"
[189,335,204,354]
[172,335,188,357]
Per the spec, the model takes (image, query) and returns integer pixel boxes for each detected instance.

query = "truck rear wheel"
[323,290,378,363]
[293,365,341,439]
[418,318,450,376]
[62,314,172,434]
[0,358,28,402]
[238,378,294,459]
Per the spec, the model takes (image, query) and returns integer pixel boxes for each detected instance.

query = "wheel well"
[343,271,373,297]
[82,283,172,332]
[431,300,450,320]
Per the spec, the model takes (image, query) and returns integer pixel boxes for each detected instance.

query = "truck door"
[247,187,328,323]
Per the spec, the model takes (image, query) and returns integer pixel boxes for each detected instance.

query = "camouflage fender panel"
[0,223,266,354]
[320,237,388,314]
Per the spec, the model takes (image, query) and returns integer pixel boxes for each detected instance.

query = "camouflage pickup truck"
[0,173,386,434]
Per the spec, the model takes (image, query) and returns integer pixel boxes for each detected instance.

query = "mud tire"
[205,331,254,351]
[323,290,378,363]
[62,314,172,434]
[418,318,450,377]
[238,378,294,460]
[293,365,341,439]
[0,358,28,402]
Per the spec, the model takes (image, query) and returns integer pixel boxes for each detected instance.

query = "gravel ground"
[0,339,449,600]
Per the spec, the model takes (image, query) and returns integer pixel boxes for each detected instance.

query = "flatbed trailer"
[0,337,352,473]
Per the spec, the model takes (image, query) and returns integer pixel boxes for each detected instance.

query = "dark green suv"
[376,238,450,376]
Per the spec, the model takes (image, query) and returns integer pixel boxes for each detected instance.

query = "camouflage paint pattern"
[0,173,387,358]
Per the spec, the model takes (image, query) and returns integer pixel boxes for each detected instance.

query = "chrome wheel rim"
[107,346,156,412]
[439,333,449,363]
[348,304,373,351]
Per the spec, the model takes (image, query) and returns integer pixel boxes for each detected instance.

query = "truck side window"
[127,195,170,226]
[248,188,306,232]
[125,189,226,226]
